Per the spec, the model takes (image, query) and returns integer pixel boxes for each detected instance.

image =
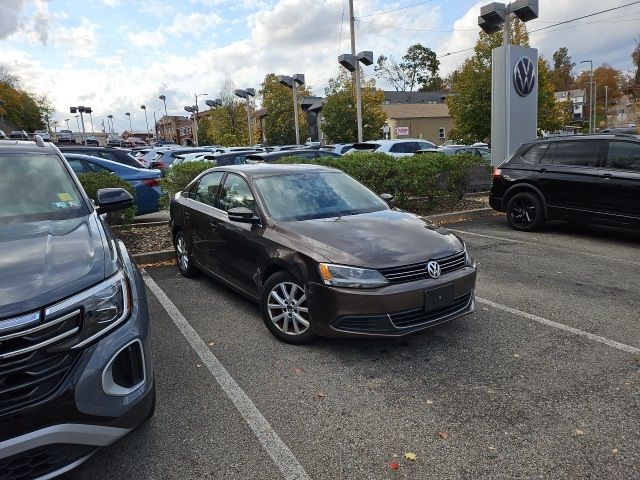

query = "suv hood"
[276,210,463,268]
[0,214,117,318]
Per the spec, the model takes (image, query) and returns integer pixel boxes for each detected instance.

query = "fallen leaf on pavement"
[513,353,520,358]
[196,364,202,368]
[314,391,326,401]
[404,452,417,461]
[293,367,302,374]
[388,461,399,471]
[575,429,585,436]
[612,448,619,454]
[426,399,434,405]
[437,431,449,440]
[208,342,214,346]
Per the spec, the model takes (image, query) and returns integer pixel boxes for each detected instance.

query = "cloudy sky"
[1,0,638,132]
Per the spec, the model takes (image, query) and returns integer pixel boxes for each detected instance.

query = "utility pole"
[593,82,597,131]
[605,85,608,127]
[348,0,363,143]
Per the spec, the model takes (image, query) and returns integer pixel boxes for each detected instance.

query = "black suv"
[490,134,640,231]
[0,139,155,478]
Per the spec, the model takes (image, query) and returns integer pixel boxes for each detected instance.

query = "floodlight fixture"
[357,51,374,66]
[338,54,357,73]
[292,74,305,86]
[511,0,538,22]
[278,75,293,88]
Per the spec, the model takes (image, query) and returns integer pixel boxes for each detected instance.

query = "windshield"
[254,171,388,221]
[0,153,89,224]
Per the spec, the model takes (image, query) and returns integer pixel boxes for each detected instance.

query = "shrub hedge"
[159,161,214,208]
[77,172,137,225]
[278,152,490,211]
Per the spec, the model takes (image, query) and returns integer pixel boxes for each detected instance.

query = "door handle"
[184,212,191,220]
[539,168,548,173]
[602,173,613,179]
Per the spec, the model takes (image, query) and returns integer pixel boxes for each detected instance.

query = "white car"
[345,139,436,157]
[34,129,51,141]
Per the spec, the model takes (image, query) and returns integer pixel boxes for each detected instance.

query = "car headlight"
[464,245,476,268]
[319,263,389,288]
[46,270,132,350]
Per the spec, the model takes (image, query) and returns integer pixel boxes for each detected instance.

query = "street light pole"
[348,0,363,143]
[74,115,80,132]
[605,85,608,127]
[125,112,132,137]
[580,60,593,133]
[159,95,169,141]
[141,105,150,140]
[65,118,70,130]
[194,93,208,147]
[593,82,597,131]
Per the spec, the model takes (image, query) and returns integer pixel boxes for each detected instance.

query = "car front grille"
[0,444,96,480]
[0,310,82,416]
[389,293,473,329]
[379,251,466,284]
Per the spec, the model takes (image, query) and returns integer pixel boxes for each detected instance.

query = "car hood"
[275,210,463,268]
[0,214,118,318]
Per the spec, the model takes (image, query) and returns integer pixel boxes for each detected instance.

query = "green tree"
[375,44,440,92]
[259,73,310,145]
[550,47,574,91]
[321,71,387,143]
[202,78,253,146]
[537,56,568,133]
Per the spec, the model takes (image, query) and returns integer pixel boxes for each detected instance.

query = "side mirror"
[228,206,260,224]
[380,193,394,205]
[95,188,134,213]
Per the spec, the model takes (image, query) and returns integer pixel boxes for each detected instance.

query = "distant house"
[554,89,585,121]
[382,103,453,145]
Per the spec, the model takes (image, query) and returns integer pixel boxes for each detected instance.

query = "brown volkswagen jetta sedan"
[170,164,477,344]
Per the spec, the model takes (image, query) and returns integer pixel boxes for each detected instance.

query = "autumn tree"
[0,67,52,132]
[374,44,441,92]
[550,47,574,91]
[321,70,387,143]
[259,73,310,145]
[627,38,640,98]
[575,64,623,114]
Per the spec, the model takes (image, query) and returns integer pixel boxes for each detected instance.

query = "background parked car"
[107,135,127,147]
[418,145,491,162]
[57,129,75,143]
[0,129,7,139]
[59,145,145,168]
[490,134,640,231]
[346,139,436,157]
[9,130,29,139]
[63,153,162,215]
[34,129,51,141]
[149,147,219,171]
[82,135,100,146]
[245,149,342,163]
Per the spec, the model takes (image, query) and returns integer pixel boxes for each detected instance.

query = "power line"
[528,0,640,33]
[357,0,436,19]
[355,18,476,32]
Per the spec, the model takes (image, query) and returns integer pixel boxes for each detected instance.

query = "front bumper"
[0,263,154,478]
[307,266,477,337]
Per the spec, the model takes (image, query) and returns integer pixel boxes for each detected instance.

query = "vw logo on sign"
[513,56,536,97]
[427,260,441,279]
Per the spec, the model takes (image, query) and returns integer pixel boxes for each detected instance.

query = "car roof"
[0,139,59,154]
[212,163,335,178]
[531,134,640,144]
[247,149,316,158]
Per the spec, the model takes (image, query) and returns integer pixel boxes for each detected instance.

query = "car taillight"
[151,161,165,169]
[493,168,502,177]
[143,178,160,187]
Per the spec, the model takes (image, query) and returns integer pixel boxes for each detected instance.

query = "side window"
[417,142,433,150]
[606,141,640,171]
[67,159,90,174]
[521,144,548,164]
[389,142,411,153]
[552,141,599,167]
[218,174,257,214]
[194,172,224,206]
[89,162,111,173]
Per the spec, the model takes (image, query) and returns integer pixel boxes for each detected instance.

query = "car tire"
[260,271,315,344]
[506,191,545,231]
[174,230,197,277]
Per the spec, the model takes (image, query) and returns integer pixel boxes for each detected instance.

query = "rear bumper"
[307,267,476,337]
[489,194,504,212]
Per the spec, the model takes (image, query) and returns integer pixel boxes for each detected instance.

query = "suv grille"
[379,251,466,284]
[389,293,473,328]
[0,310,81,415]
[0,444,96,480]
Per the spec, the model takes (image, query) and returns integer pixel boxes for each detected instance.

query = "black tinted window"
[389,142,413,153]
[194,172,224,206]
[522,144,547,164]
[607,141,640,171]
[552,141,599,167]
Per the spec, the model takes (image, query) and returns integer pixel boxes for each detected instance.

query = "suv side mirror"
[228,207,260,224]
[95,188,134,213]
[380,193,394,205]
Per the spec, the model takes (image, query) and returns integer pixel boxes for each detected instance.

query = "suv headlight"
[319,263,389,288]
[464,245,476,268]
[46,270,131,350]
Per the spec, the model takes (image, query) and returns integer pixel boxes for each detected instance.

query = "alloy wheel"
[267,282,309,336]
[509,197,537,228]
[176,235,189,271]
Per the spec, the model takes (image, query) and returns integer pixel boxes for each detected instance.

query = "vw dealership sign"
[513,56,536,97]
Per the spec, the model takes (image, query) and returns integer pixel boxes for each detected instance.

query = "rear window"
[0,153,88,223]
[521,144,548,164]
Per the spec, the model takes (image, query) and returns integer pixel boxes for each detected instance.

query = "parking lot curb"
[132,249,175,265]
[427,207,497,225]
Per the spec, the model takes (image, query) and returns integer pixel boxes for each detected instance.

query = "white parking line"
[142,271,311,480]
[476,296,640,355]
[449,229,640,267]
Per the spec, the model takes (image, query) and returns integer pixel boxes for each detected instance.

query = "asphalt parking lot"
[68,216,640,479]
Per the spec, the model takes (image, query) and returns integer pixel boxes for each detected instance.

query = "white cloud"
[101,0,122,6]
[0,0,29,39]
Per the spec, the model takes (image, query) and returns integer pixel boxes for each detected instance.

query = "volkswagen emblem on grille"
[427,260,441,279]
[513,56,536,97]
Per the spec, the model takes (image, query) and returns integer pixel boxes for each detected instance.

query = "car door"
[536,140,604,215]
[185,171,226,270]
[598,140,640,221]
[213,173,263,296]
